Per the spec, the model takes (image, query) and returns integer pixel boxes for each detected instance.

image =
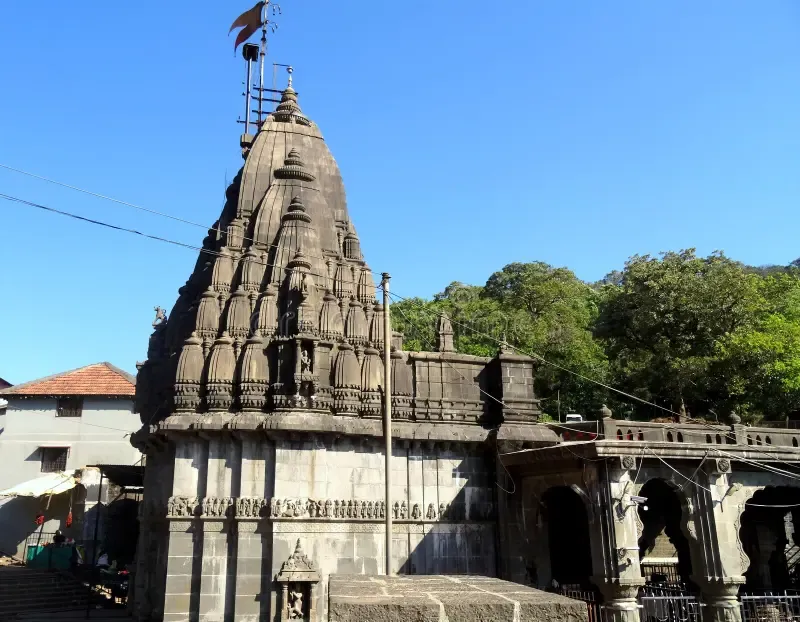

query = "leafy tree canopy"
[391,252,800,423]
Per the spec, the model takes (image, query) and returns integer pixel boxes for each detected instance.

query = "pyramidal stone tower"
[132,80,548,622]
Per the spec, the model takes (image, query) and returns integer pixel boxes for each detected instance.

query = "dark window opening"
[40,447,69,472]
[56,397,83,418]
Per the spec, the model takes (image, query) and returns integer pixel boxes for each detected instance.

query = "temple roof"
[1,363,135,398]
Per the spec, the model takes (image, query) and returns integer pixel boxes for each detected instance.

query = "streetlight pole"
[381,273,392,575]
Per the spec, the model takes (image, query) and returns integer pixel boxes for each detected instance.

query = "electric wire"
[0,162,369,281]
[386,290,800,469]
[5,189,800,482]
[3,161,795,448]
[0,193,379,294]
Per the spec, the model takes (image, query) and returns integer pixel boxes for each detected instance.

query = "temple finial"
[287,65,293,88]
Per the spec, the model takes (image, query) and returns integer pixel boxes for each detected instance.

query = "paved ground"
[328,575,588,622]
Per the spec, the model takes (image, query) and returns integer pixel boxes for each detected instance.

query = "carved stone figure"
[393,501,400,519]
[400,501,407,519]
[427,503,437,520]
[153,306,167,328]
[367,501,374,519]
[289,590,304,619]
[412,503,421,520]
[439,503,447,519]
[308,500,317,518]
[325,499,333,518]
[300,349,311,373]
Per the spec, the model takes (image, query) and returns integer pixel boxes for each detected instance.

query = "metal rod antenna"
[258,2,268,125]
[382,273,392,575]
[244,54,253,134]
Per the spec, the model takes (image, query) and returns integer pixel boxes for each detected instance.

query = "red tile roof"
[0,363,135,397]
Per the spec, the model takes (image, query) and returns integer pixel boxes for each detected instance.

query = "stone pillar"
[198,437,240,622]
[592,461,645,622]
[683,461,747,622]
[163,520,198,622]
[699,582,743,622]
[163,437,206,622]
[199,519,232,622]
[234,436,273,622]
[597,584,642,622]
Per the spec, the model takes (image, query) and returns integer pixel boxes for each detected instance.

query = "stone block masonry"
[328,575,588,622]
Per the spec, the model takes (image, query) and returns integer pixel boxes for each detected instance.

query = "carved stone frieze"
[165,495,493,522]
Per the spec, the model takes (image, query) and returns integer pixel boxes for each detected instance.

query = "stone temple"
[131,62,800,622]
[132,80,550,622]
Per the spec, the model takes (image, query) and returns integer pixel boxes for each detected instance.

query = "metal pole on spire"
[381,273,392,575]
[257,2,269,125]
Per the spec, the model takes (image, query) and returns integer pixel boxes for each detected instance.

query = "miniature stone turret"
[360,347,383,417]
[436,313,455,353]
[333,342,360,414]
[318,291,344,340]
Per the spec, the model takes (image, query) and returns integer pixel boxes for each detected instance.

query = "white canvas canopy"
[0,472,77,498]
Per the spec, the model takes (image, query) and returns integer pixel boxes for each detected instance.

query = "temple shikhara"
[130,8,800,622]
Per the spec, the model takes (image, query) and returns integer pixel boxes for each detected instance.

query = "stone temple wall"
[134,434,499,621]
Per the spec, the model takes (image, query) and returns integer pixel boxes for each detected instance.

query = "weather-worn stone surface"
[328,575,588,622]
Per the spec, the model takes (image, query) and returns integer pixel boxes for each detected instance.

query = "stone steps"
[0,566,90,618]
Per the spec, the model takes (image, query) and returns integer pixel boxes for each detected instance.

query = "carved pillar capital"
[696,578,745,622]
[595,581,644,622]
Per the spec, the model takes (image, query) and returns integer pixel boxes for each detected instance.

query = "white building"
[0,362,141,560]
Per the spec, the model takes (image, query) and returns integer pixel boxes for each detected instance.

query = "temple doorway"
[637,479,694,587]
[740,486,800,592]
[541,486,593,588]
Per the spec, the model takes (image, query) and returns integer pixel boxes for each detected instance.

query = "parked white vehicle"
[564,413,583,423]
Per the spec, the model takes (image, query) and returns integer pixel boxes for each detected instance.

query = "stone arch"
[636,477,696,586]
[541,485,594,588]
[738,485,800,591]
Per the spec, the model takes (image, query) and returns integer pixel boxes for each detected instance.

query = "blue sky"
[1,1,798,384]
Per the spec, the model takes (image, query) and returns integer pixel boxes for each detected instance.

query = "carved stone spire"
[239,334,269,411]
[174,332,204,412]
[333,342,360,414]
[195,288,221,346]
[357,267,376,305]
[225,287,251,343]
[391,349,413,419]
[255,283,279,336]
[369,302,385,349]
[206,332,236,410]
[360,347,383,418]
[334,261,353,301]
[319,290,344,341]
[267,194,317,286]
[272,86,311,126]
[343,229,361,260]
[240,247,267,292]
[436,313,455,353]
[211,248,235,295]
[344,299,369,346]
[284,250,318,336]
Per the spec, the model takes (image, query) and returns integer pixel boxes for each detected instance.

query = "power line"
[0,192,379,293]
[0,162,360,276]
[5,189,800,474]
[386,290,800,467]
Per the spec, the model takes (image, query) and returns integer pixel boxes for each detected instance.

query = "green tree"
[595,249,780,419]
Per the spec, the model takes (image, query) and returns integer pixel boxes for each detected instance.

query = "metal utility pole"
[381,273,392,575]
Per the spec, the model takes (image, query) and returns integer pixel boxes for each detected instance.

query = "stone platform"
[328,575,588,622]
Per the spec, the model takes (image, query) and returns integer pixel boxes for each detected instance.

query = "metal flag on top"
[229,1,273,51]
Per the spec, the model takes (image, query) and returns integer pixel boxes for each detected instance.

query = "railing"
[740,592,800,622]
[639,585,701,622]
[558,586,604,622]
